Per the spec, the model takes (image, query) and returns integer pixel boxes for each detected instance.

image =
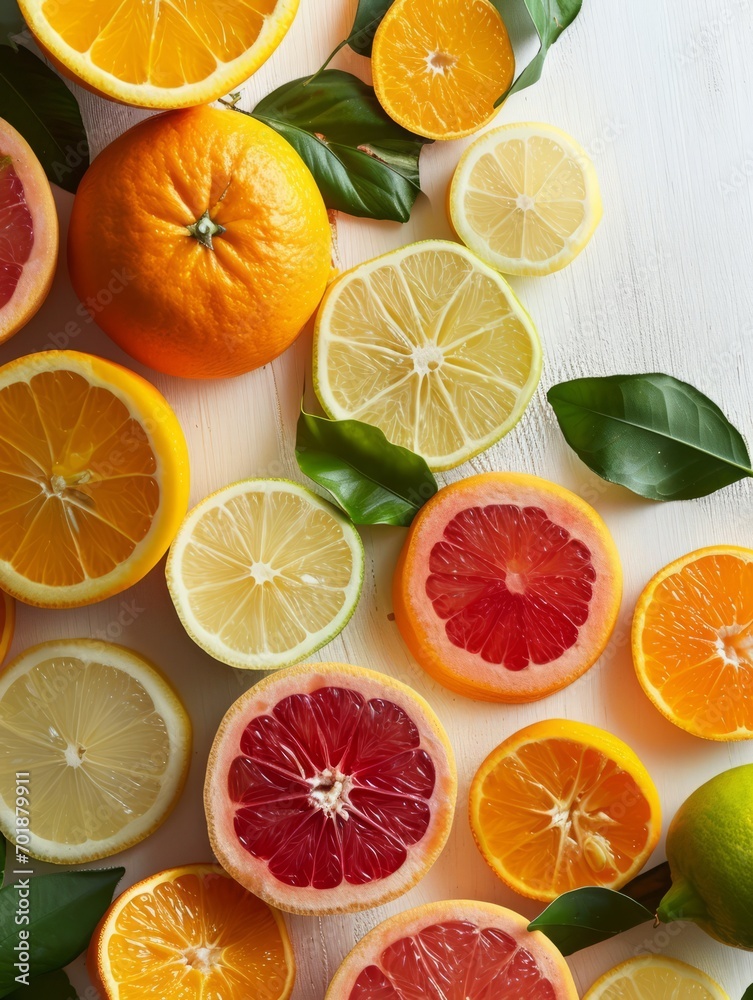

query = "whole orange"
[68,106,332,379]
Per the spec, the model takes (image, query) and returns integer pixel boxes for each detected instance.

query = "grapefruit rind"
[205,661,457,915]
[582,955,730,1000]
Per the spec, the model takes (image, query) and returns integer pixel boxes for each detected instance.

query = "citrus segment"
[0,639,191,863]
[0,118,58,342]
[205,662,456,914]
[449,124,602,275]
[0,351,189,607]
[325,900,578,999]
[167,480,364,670]
[0,591,13,666]
[633,546,753,740]
[393,473,622,701]
[19,0,299,108]
[314,242,541,471]
[469,720,661,902]
[372,0,514,140]
[89,864,295,1000]
[583,956,730,1000]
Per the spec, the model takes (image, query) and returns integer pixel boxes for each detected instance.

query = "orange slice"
[0,590,13,666]
[372,0,515,140]
[18,0,299,109]
[469,720,661,902]
[89,863,295,999]
[0,350,189,607]
[633,545,753,740]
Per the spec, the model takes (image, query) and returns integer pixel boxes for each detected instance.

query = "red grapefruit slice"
[393,472,622,702]
[205,662,457,915]
[0,119,58,342]
[325,899,578,999]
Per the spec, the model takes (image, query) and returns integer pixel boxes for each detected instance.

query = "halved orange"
[469,720,661,902]
[88,863,295,999]
[18,0,299,109]
[633,546,753,740]
[372,0,515,140]
[0,351,189,607]
[0,590,13,666]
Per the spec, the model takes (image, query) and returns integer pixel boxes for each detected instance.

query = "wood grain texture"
[2,0,753,995]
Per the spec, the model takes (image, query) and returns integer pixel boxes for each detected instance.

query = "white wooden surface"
[3,0,753,995]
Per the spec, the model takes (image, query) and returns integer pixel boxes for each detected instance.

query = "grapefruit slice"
[325,899,578,999]
[205,662,456,915]
[0,118,58,343]
[393,472,622,702]
[89,863,295,1000]
[0,591,13,666]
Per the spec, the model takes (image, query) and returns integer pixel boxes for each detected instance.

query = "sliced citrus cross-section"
[0,639,191,864]
[0,590,13,666]
[325,899,578,999]
[314,242,541,471]
[167,479,364,670]
[583,956,730,1000]
[372,0,515,140]
[393,472,622,702]
[470,720,661,902]
[450,123,602,276]
[633,545,753,740]
[89,863,295,1000]
[205,662,457,915]
[18,0,300,109]
[0,350,189,608]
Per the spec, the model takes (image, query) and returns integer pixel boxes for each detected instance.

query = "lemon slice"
[314,240,541,471]
[166,479,364,670]
[583,956,730,1000]
[0,639,191,864]
[449,123,602,276]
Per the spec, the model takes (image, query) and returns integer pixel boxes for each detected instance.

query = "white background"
[3,0,753,995]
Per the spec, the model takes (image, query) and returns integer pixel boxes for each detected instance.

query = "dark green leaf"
[547,373,753,501]
[296,406,437,526]
[0,0,25,47]
[621,861,672,915]
[0,838,5,885]
[528,887,653,956]
[741,987,753,1000]
[0,46,89,193]
[346,0,393,56]
[250,70,431,222]
[7,970,78,999]
[493,0,583,105]
[0,867,124,997]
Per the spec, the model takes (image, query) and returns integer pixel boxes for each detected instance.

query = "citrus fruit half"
[314,241,541,471]
[325,899,578,999]
[88,863,295,1000]
[633,545,753,740]
[0,639,191,864]
[68,106,331,379]
[167,479,364,670]
[372,0,515,140]
[583,956,730,1000]
[0,117,58,342]
[18,0,299,109]
[393,472,622,702]
[205,662,457,915]
[0,591,14,666]
[0,350,189,607]
[449,123,603,276]
[469,720,661,902]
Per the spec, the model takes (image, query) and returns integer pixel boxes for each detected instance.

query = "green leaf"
[741,987,753,1000]
[494,0,583,105]
[0,46,89,193]
[0,867,124,997]
[621,861,672,915]
[528,887,654,956]
[6,970,78,999]
[0,839,5,885]
[250,70,431,222]
[296,406,437,526]
[346,0,393,56]
[0,0,24,47]
[547,373,753,501]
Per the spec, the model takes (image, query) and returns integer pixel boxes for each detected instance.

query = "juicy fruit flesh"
[639,553,753,737]
[0,369,159,586]
[229,685,436,888]
[106,870,291,998]
[0,156,33,308]
[590,963,724,1000]
[0,656,170,844]
[41,0,281,87]
[427,504,595,670]
[477,738,652,896]
[463,136,587,263]
[349,920,555,999]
